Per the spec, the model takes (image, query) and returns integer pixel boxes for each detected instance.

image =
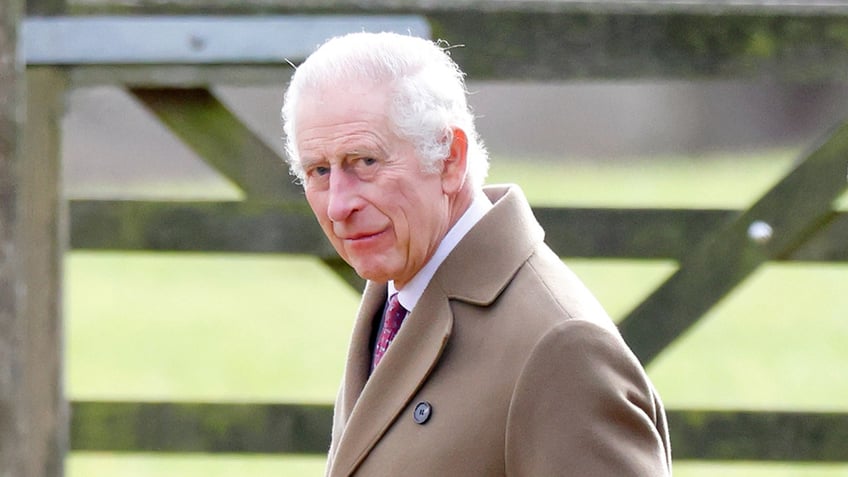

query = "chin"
[351,264,393,284]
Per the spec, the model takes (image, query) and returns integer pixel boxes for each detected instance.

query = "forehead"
[295,83,399,157]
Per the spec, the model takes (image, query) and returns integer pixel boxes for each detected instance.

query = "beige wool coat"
[325,185,672,476]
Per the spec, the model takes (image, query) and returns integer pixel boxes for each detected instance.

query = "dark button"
[413,401,432,424]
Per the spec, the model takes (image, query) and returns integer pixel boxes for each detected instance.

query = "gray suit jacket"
[325,184,672,476]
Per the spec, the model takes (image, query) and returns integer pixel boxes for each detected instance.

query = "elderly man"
[281,32,672,476]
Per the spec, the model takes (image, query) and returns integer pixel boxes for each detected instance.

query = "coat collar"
[433,184,545,304]
[328,184,544,476]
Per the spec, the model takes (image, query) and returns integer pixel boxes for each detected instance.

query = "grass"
[65,148,848,476]
[68,453,327,476]
[486,148,805,208]
[66,252,360,403]
[572,259,848,411]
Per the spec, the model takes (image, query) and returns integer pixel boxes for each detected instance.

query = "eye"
[351,157,379,179]
[305,164,329,177]
[349,156,377,168]
[304,164,331,186]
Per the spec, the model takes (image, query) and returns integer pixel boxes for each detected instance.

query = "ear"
[441,127,469,195]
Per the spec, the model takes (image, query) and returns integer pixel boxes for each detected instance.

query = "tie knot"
[384,293,406,330]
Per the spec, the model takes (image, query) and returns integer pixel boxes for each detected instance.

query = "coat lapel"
[335,281,385,425]
[329,282,454,477]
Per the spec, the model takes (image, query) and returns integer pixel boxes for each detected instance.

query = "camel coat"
[325,184,672,476]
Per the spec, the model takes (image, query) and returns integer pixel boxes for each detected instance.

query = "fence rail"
[69,201,848,263]
[25,9,848,84]
[70,401,848,462]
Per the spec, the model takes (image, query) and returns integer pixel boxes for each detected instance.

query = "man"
[282,31,672,476]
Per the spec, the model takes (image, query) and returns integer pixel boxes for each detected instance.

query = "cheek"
[305,189,325,215]
[390,199,436,250]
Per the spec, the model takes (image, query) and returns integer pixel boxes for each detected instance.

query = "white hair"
[281,31,489,189]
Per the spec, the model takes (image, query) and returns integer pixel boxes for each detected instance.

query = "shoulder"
[504,318,671,475]
[501,242,617,331]
[517,318,652,399]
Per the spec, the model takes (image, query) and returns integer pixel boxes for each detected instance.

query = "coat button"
[413,401,432,424]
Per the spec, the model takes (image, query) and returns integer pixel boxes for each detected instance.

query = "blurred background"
[38,7,848,477]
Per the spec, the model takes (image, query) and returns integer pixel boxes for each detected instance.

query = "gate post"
[1,0,68,475]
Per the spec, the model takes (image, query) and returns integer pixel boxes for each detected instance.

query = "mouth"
[341,229,386,242]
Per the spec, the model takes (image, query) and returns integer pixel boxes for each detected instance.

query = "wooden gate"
[4,1,848,475]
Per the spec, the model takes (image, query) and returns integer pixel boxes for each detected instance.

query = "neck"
[446,183,476,230]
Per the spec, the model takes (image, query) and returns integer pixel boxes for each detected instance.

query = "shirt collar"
[389,190,493,311]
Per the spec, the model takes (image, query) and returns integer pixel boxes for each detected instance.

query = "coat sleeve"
[505,319,672,476]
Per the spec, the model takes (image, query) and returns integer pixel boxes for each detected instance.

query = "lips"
[335,225,388,242]
[340,229,389,257]
[344,229,384,241]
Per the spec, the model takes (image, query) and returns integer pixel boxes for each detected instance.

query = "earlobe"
[442,127,469,195]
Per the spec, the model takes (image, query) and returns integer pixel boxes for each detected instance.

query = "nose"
[326,169,363,222]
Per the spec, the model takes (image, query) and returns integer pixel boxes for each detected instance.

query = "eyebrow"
[299,135,387,167]
[344,148,380,159]
[299,156,326,170]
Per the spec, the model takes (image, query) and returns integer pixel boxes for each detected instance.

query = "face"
[295,83,464,289]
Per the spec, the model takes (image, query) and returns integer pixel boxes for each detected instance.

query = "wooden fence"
[3,0,848,475]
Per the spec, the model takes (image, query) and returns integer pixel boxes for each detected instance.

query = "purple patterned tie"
[372,293,407,371]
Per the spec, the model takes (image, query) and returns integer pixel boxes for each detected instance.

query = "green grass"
[67,453,327,476]
[673,462,848,476]
[487,148,805,208]
[66,454,848,477]
[66,252,359,403]
[65,148,848,476]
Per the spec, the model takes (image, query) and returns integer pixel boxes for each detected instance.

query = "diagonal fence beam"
[129,87,302,203]
[619,119,848,365]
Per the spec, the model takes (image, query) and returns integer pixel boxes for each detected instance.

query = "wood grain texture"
[0,0,28,474]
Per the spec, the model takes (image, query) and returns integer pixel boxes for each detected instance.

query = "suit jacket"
[325,184,672,476]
